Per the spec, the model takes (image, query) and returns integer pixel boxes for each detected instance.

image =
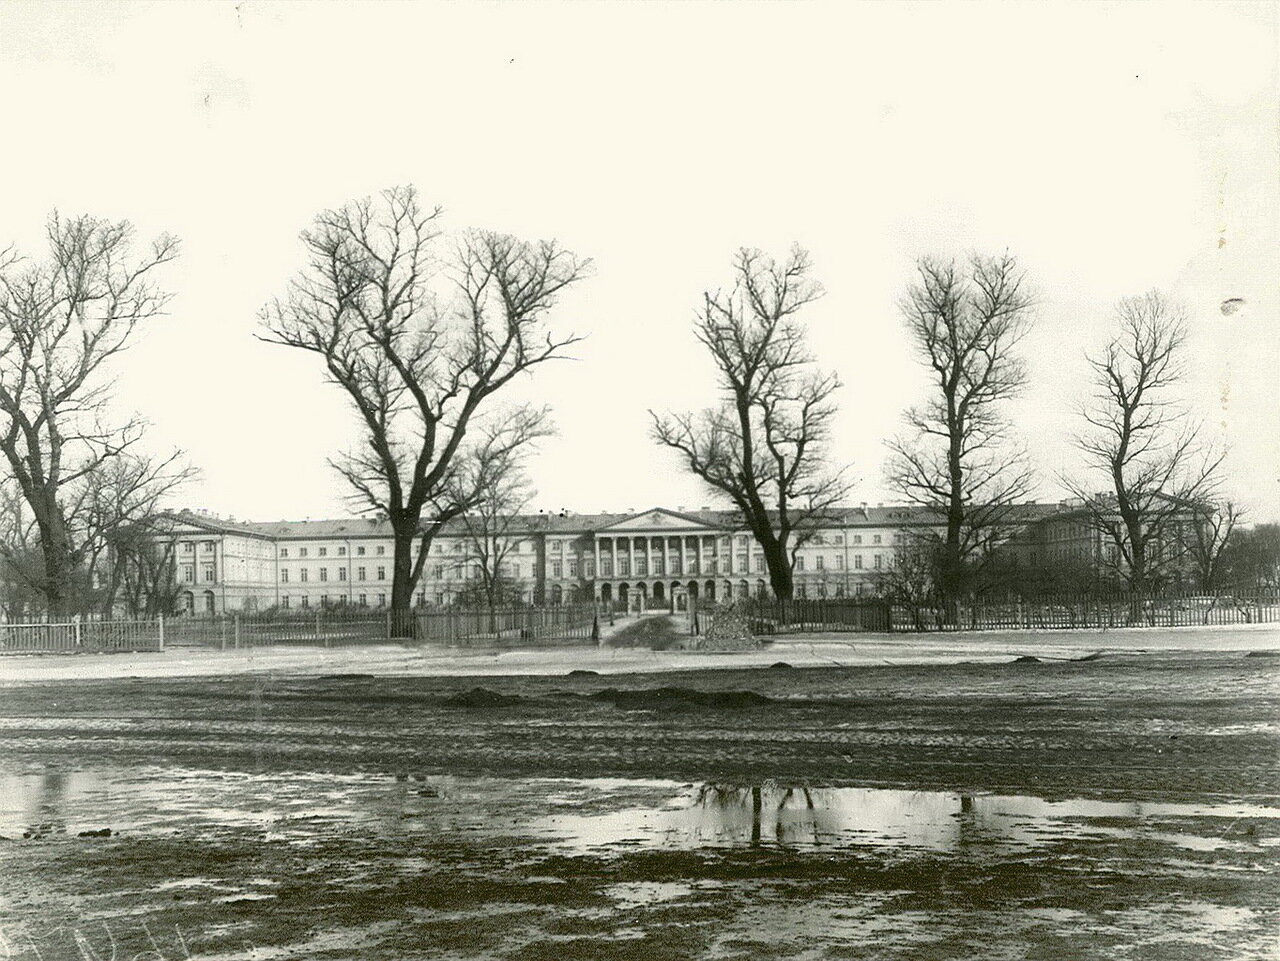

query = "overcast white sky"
[1,1,1276,523]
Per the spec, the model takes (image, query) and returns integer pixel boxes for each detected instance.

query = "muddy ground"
[0,650,1277,959]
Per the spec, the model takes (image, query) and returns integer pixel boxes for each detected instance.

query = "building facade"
[155,505,943,614]
[156,500,1196,614]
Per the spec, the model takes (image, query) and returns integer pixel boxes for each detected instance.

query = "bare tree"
[1220,523,1280,590]
[874,533,944,630]
[651,247,850,600]
[79,453,198,616]
[885,253,1036,616]
[259,187,586,622]
[453,428,543,621]
[1067,291,1224,592]
[0,214,181,615]
[1188,501,1242,592]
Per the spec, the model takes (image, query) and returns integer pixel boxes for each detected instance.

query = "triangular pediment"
[597,508,722,533]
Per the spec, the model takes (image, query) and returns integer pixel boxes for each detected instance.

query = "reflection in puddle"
[0,768,1276,858]
[537,783,1280,854]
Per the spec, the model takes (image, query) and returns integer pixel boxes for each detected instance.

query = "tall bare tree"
[886,253,1036,614]
[259,187,586,621]
[651,246,850,600]
[1067,291,1224,592]
[0,214,181,615]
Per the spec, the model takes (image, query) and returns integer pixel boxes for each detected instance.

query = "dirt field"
[0,648,1277,959]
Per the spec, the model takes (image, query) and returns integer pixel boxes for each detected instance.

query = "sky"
[1,1,1276,523]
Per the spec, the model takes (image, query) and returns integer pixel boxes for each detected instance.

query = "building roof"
[160,502,1078,541]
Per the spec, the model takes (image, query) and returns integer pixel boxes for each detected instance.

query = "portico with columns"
[592,507,755,609]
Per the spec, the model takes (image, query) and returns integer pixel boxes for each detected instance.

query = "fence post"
[234,613,240,649]
[318,610,327,648]
[220,617,227,652]
[73,614,82,648]
[386,610,392,641]
[157,614,165,652]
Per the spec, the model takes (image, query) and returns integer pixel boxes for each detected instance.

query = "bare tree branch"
[258,186,587,620]
[651,246,851,599]
[885,252,1036,612]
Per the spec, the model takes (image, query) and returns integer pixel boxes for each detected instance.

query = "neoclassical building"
[156,504,949,614]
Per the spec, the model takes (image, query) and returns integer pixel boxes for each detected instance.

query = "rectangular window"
[318,547,327,557]
[795,557,805,572]
[816,556,825,570]
[873,535,882,545]
[182,566,194,583]
[552,561,562,579]
[376,546,385,556]
[377,594,386,607]
[282,595,290,608]
[203,565,215,582]
[512,563,521,578]
[853,535,863,545]
[652,556,663,575]
[338,546,346,556]
[584,560,595,578]
[357,567,366,581]
[338,567,346,581]
[279,547,288,558]
[377,566,386,580]
[568,560,577,577]
[300,547,308,557]
[855,555,863,569]
[281,569,289,583]
[300,569,309,582]
[319,568,328,582]
[817,582,827,597]
[874,555,883,569]
[617,557,630,576]
[836,555,844,570]
[182,542,194,554]
[635,558,646,576]
[432,565,442,579]
[357,546,366,556]
[301,596,309,608]
[203,542,215,553]
[358,594,367,606]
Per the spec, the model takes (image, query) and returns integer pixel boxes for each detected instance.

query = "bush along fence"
[693,599,892,638]
[890,589,1280,632]
[693,590,1280,637]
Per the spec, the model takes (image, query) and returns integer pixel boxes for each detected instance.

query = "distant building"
[152,505,945,613]
[151,498,1208,614]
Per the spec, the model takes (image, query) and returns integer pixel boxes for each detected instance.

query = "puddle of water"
[536,784,1280,854]
[0,767,1276,859]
